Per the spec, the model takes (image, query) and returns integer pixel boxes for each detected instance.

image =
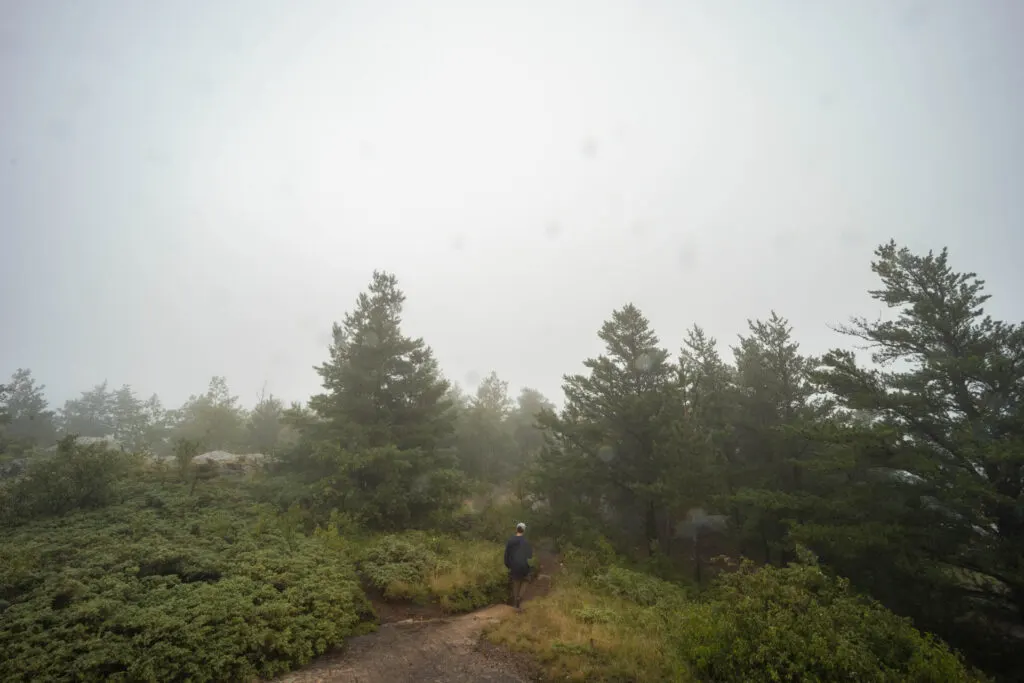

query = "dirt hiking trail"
[271,549,561,683]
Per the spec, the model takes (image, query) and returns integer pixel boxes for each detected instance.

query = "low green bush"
[591,566,691,609]
[677,553,980,682]
[0,480,373,682]
[355,532,508,613]
[489,549,985,683]
[0,437,137,523]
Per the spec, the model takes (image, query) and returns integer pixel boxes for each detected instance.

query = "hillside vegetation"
[1,241,1019,681]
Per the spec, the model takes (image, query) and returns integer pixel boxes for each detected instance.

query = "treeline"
[0,372,287,455]
[527,241,1023,675]
[1,240,1021,678]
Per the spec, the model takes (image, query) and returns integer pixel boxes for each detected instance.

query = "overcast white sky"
[2,0,1023,409]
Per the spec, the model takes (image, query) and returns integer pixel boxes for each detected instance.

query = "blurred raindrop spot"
[544,221,562,239]
[450,233,466,250]
[634,352,654,372]
[597,445,616,462]
[359,141,375,161]
[364,330,380,347]
[464,369,480,387]
[581,137,599,159]
[677,242,698,271]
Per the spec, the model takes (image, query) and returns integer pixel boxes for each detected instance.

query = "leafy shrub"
[0,479,374,682]
[359,533,440,601]
[560,536,618,577]
[356,532,507,613]
[459,498,533,542]
[592,566,690,608]
[678,553,981,682]
[489,551,985,683]
[0,437,137,523]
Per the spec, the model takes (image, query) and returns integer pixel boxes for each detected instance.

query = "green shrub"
[359,533,440,601]
[489,550,984,683]
[0,480,373,682]
[355,532,508,613]
[591,566,690,608]
[676,552,982,682]
[0,437,137,523]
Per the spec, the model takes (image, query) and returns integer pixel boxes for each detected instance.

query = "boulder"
[192,450,269,474]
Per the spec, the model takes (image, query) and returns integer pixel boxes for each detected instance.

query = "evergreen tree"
[508,387,555,466]
[171,376,247,451]
[140,394,171,453]
[248,392,285,454]
[729,312,817,564]
[59,381,115,438]
[2,368,57,450]
[305,271,464,529]
[309,270,454,452]
[111,384,149,451]
[454,371,517,482]
[535,304,678,552]
[807,241,1024,669]
[665,326,737,540]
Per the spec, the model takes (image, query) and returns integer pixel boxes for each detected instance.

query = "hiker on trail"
[504,522,533,608]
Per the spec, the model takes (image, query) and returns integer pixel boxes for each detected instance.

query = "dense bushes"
[356,532,508,613]
[0,479,374,682]
[488,550,984,683]
[677,554,978,682]
[0,437,136,523]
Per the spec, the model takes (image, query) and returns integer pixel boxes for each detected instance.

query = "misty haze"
[1,2,1022,682]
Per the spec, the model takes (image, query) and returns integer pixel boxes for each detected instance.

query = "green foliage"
[307,442,468,530]
[592,566,690,608]
[0,436,135,523]
[491,552,983,683]
[359,533,441,600]
[299,272,468,529]
[1,368,57,453]
[169,376,248,452]
[356,532,508,613]
[677,552,979,682]
[804,241,1024,672]
[3,241,1018,680]
[247,392,285,454]
[308,270,454,453]
[0,477,373,682]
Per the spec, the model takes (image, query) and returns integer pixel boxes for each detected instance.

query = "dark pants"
[510,575,527,606]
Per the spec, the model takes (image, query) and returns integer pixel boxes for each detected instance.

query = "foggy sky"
[2,0,1023,410]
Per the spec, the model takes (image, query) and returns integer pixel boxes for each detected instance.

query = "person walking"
[504,522,533,609]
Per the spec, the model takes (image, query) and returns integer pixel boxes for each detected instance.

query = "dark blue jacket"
[504,535,533,579]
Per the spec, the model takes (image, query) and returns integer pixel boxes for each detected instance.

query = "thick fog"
[2,0,1023,407]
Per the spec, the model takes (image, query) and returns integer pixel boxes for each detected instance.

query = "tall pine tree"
[535,304,677,553]
[305,271,463,529]
[807,241,1024,671]
[309,271,453,452]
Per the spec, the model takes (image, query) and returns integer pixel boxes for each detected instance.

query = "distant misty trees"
[0,372,293,458]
